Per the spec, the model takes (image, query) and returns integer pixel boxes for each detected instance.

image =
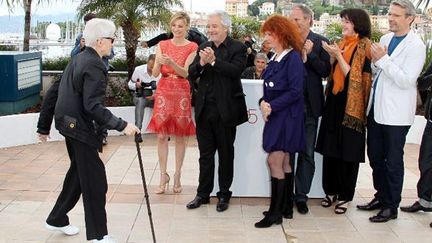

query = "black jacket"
[303,31,331,118]
[188,36,248,126]
[37,47,127,150]
[147,27,208,48]
[418,63,432,121]
[37,76,61,135]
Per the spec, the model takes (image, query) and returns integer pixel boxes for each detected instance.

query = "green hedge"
[0,45,18,51]
[43,56,71,70]
[42,56,147,71]
[110,58,146,71]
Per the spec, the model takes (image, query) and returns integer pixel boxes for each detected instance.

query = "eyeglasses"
[101,37,115,43]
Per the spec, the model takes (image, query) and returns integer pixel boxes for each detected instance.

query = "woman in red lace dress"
[147,12,198,194]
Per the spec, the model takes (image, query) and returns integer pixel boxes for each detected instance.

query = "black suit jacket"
[188,36,248,126]
[37,76,61,135]
[304,31,331,118]
[38,47,127,150]
[147,28,207,48]
[418,62,432,120]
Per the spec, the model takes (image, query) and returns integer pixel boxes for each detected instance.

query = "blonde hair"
[170,11,190,27]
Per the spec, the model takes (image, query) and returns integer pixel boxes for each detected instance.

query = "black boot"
[283,172,293,219]
[255,178,285,228]
[262,177,277,216]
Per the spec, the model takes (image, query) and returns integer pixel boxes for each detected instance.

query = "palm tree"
[79,0,182,79]
[3,0,45,51]
[417,0,431,9]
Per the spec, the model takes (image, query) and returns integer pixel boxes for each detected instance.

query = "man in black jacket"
[37,18,139,243]
[289,4,331,214]
[186,11,248,212]
[399,63,432,225]
[140,27,207,48]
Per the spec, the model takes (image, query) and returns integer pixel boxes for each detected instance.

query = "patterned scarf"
[328,37,372,133]
[343,38,372,132]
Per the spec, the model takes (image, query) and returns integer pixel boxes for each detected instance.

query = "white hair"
[83,18,116,47]
[208,10,232,33]
[255,53,269,63]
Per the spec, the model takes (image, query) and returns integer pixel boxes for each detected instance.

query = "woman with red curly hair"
[255,14,306,228]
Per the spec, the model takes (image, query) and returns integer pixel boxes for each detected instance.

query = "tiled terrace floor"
[0,135,431,243]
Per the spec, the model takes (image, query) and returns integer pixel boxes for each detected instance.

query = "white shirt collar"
[270,48,292,62]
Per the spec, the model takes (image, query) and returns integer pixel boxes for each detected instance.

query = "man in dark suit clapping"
[289,4,331,215]
[186,10,248,212]
[399,63,432,224]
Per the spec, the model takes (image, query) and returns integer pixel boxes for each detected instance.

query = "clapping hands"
[199,47,216,66]
[322,41,342,58]
[301,40,314,63]
[158,54,174,66]
[371,43,387,64]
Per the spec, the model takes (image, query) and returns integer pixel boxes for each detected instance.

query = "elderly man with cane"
[37,18,139,243]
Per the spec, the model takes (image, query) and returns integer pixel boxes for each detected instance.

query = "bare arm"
[152,46,162,77]
[334,52,350,76]
[322,41,350,76]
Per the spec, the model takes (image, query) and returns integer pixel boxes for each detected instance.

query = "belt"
[162,74,183,79]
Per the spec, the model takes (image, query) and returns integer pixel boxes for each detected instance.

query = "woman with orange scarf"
[315,9,372,214]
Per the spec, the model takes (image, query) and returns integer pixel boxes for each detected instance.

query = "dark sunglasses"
[101,37,115,43]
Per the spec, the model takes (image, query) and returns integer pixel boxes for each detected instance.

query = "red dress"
[146,40,198,136]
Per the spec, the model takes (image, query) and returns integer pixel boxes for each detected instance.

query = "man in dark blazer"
[37,19,139,243]
[140,27,207,48]
[186,11,248,212]
[289,4,331,214]
[399,63,432,223]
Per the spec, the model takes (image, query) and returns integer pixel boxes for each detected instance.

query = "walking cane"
[134,133,157,243]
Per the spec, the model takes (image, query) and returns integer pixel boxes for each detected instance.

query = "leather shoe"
[186,196,209,209]
[369,208,398,223]
[400,201,432,213]
[296,201,309,214]
[216,198,229,212]
[357,198,383,211]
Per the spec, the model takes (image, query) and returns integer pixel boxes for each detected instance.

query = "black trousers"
[417,121,432,202]
[46,137,108,241]
[196,105,236,199]
[322,156,360,201]
[294,102,319,202]
[367,110,410,209]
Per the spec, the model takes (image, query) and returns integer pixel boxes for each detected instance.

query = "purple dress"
[261,49,306,153]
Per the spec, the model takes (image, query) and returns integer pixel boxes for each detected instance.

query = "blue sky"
[0,0,256,16]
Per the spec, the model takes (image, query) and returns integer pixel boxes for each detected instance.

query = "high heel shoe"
[155,172,170,194]
[173,172,182,193]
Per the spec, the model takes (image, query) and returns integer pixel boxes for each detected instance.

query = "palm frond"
[417,0,432,9]
[78,0,182,78]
